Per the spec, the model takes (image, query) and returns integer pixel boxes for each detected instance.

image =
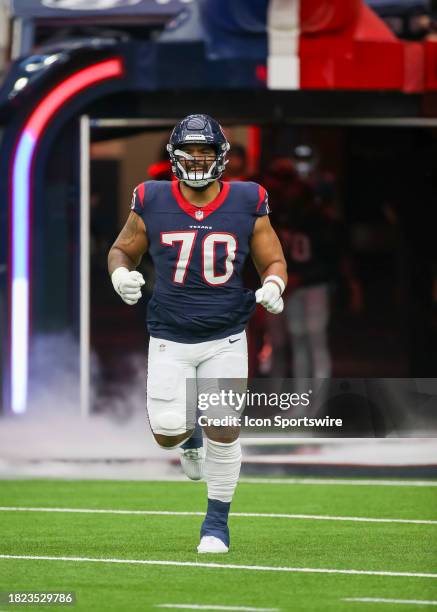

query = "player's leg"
[177,417,205,480]
[146,337,205,478]
[305,283,331,379]
[304,283,331,414]
[286,288,312,391]
[180,408,203,450]
[264,309,289,377]
[195,331,247,553]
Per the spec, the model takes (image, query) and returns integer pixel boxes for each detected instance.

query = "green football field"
[0,478,436,611]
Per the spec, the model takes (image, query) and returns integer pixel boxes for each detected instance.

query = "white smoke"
[26,331,147,422]
[0,332,178,478]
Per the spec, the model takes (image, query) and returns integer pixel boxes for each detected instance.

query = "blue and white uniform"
[130,179,269,438]
[131,179,269,343]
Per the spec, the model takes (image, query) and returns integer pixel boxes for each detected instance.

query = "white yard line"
[0,507,205,517]
[3,477,436,487]
[0,555,436,579]
[0,507,435,526]
[240,478,437,488]
[231,513,436,526]
[343,598,437,606]
[155,605,279,611]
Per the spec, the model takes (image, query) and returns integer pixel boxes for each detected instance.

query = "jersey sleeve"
[254,184,270,217]
[130,182,146,215]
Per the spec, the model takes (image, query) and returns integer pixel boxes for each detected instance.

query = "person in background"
[224,143,249,182]
[292,144,338,210]
[261,157,362,402]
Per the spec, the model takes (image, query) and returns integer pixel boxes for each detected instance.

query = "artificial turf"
[0,479,436,611]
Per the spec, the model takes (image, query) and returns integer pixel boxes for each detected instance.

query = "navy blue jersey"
[131,180,269,343]
[278,210,346,288]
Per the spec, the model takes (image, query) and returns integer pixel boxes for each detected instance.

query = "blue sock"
[181,411,203,450]
[200,498,231,547]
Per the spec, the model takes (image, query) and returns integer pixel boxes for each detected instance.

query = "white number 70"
[160,231,237,286]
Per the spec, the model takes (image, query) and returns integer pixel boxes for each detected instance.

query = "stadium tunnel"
[1,0,437,416]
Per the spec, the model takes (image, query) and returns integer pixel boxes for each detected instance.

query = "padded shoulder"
[130,180,173,214]
[228,180,269,216]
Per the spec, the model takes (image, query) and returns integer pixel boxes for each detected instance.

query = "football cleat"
[180,446,205,481]
[197,535,229,554]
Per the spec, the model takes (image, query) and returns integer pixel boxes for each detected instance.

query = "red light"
[248,125,261,176]
[256,65,267,82]
[27,58,124,138]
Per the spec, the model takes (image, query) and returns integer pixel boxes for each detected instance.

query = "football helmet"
[167,114,230,189]
[292,144,317,179]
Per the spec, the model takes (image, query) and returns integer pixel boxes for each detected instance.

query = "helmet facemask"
[167,141,230,190]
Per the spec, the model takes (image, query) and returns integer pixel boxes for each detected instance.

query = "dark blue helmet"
[167,114,230,188]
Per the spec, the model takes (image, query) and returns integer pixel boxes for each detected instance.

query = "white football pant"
[146,330,248,437]
[286,283,332,383]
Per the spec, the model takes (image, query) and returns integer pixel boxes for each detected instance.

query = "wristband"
[263,274,285,295]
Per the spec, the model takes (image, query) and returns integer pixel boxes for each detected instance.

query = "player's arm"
[107,211,149,305]
[250,215,287,314]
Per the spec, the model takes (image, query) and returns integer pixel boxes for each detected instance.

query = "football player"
[267,160,361,402]
[108,114,287,554]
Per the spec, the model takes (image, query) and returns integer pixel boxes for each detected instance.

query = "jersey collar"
[171,180,230,221]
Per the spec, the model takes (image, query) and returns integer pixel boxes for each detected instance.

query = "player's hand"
[111,267,145,305]
[255,277,284,315]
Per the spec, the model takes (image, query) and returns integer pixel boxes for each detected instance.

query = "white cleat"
[180,446,205,481]
[197,535,229,554]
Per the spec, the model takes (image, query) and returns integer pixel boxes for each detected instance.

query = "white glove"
[111,267,145,305]
[255,275,285,315]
